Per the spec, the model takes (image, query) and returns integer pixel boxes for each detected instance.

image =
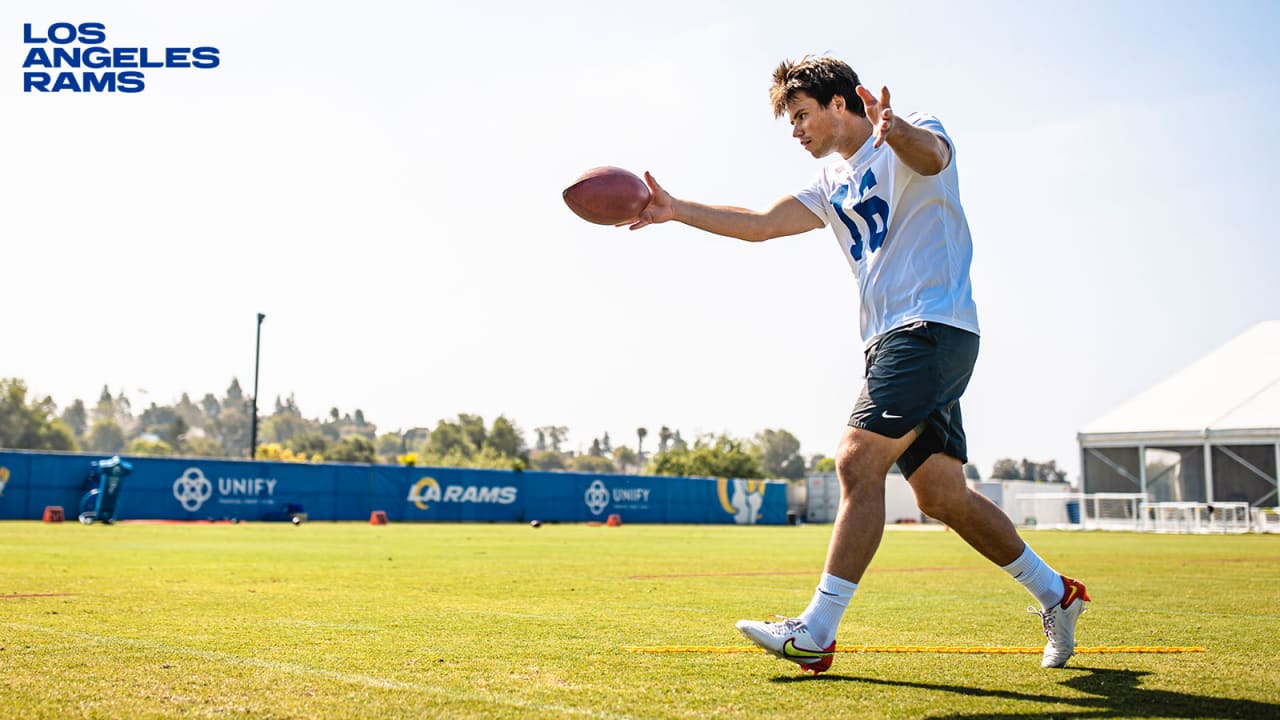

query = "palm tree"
[636,427,648,462]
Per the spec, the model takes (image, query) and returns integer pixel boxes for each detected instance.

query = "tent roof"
[1079,321,1280,439]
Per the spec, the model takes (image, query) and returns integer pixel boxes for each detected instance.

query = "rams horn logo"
[407,477,440,510]
[717,478,767,525]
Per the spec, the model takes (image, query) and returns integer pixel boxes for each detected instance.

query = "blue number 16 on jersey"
[829,169,889,261]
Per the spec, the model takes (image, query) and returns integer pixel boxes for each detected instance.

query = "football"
[562,166,650,225]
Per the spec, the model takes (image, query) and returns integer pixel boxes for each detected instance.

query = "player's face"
[787,92,838,158]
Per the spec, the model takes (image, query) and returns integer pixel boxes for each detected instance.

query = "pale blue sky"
[5,1,1278,479]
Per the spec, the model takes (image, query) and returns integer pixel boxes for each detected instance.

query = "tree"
[375,432,404,463]
[320,407,343,440]
[0,379,33,442]
[428,418,469,458]
[457,413,486,452]
[211,403,251,458]
[260,412,313,445]
[648,434,763,479]
[92,385,114,423]
[485,416,523,458]
[991,457,1067,483]
[636,427,648,460]
[351,409,376,440]
[85,419,125,453]
[286,432,329,458]
[139,402,182,451]
[59,399,87,440]
[535,426,568,452]
[325,436,376,463]
[1033,459,1068,483]
[463,445,525,470]
[963,463,982,480]
[200,393,221,422]
[658,426,674,454]
[398,427,430,455]
[754,428,805,479]
[1020,458,1036,482]
[91,385,137,438]
[181,433,225,458]
[316,406,378,443]
[813,456,836,473]
[88,386,135,438]
[139,402,177,431]
[255,443,310,462]
[0,379,78,451]
[260,399,319,445]
[612,445,638,474]
[571,454,616,473]
[127,438,173,456]
[529,449,566,471]
[113,388,134,434]
[991,458,1020,480]
[194,379,252,457]
[162,416,189,450]
[225,378,244,405]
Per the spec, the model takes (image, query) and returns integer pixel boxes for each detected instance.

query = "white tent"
[1077,321,1280,507]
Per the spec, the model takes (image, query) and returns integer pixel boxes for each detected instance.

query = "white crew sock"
[1001,544,1066,610]
[797,573,857,648]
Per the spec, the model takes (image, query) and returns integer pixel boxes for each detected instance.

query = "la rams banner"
[0,450,787,524]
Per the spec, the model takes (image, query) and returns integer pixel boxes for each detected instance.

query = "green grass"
[2,522,1278,719]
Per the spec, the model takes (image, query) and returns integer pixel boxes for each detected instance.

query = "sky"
[4,1,1279,480]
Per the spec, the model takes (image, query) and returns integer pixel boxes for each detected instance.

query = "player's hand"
[856,85,896,148]
[621,172,675,230]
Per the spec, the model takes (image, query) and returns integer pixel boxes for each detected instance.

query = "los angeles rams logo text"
[22,21,220,93]
[406,477,517,510]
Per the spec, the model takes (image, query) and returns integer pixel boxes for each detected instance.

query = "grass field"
[2,521,1278,719]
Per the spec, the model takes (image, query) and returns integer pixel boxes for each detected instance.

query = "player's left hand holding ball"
[621,172,675,230]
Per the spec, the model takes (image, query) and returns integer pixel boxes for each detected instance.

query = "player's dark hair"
[770,56,864,119]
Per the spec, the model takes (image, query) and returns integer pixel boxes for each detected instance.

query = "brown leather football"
[562,166,651,225]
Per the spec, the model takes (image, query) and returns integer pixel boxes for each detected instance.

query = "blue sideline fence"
[0,450,787,524]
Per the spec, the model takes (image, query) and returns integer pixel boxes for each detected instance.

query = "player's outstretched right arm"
[625,172,822,242]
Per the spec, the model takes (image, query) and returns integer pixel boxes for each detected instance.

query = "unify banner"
[0,451,787,524]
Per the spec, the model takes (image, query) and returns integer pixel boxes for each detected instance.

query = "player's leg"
[907,453,1090,667]
[889,323,1021,566]
[906,453,1023,564]
[824,425,918,581]
[805,426,917,640]
[735,425,913,673]
[903,380,1089,668]
[736,323,930,673]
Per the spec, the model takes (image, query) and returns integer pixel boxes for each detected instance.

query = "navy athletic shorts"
[848,321,980,478]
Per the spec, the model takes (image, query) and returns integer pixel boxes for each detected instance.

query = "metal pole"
[250,313,265,460]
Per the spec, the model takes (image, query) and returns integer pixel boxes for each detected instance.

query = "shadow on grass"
[772,666,1278,719]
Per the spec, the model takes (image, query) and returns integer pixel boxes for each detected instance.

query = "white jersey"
[794,112,980,346]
